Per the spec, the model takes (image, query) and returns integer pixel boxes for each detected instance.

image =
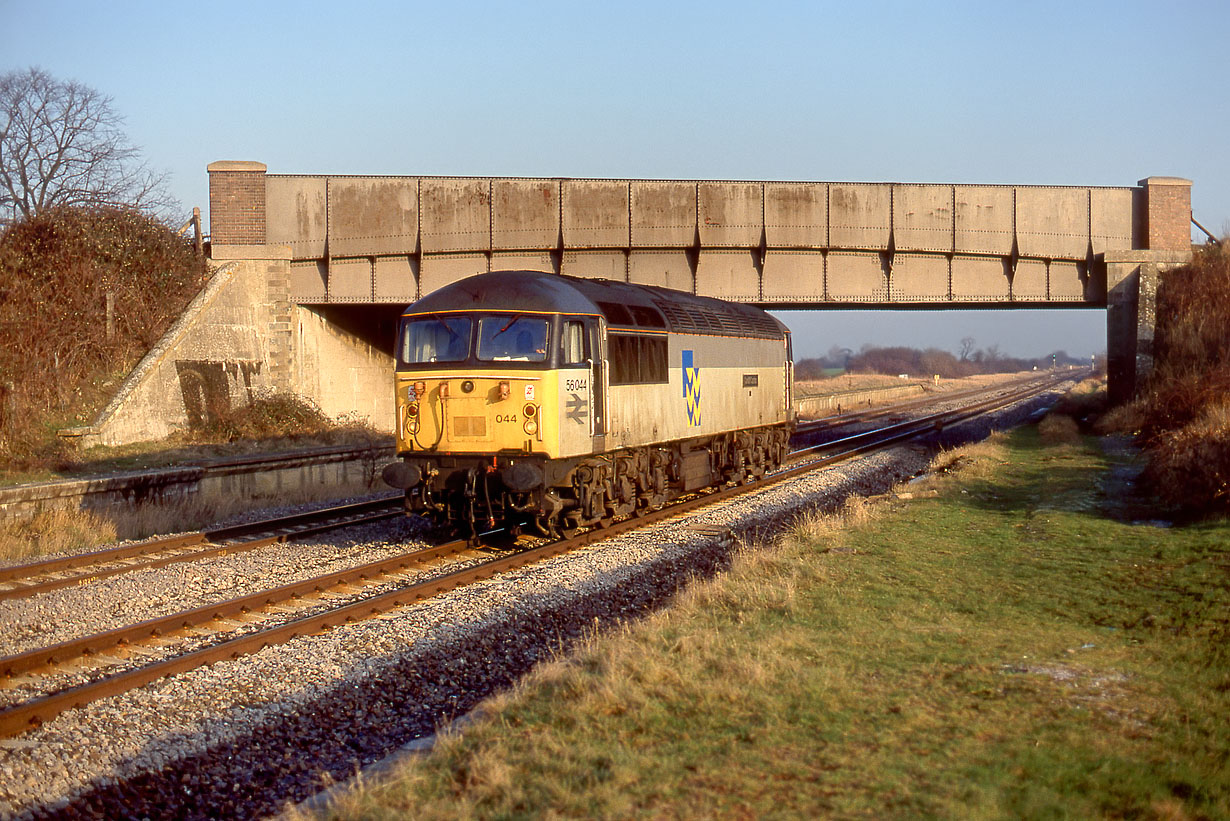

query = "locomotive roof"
[403,270,788,340]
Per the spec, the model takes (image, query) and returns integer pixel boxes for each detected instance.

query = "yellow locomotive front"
[382,275,608,540]
[395,312,552,458]
[384,310,555,534]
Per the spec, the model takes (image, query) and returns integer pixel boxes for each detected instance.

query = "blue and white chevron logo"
[682,349,700,427]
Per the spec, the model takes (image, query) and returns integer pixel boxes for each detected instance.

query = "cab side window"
[562,320,586,365]
[608,334,668,384]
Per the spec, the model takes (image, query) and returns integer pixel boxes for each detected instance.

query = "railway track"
[794,371,1067,436]
[0,375,1043,602]
[0,493,405,602]
[0,373,1069,738]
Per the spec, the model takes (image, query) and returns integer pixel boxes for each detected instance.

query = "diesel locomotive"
[381,270,795,539]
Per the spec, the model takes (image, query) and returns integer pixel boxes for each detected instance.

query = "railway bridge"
[78,163,1193,445]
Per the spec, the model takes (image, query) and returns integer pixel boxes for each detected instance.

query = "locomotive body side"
[604,331,789,452]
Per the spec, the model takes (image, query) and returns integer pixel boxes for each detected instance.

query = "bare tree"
[958,336,976,362]
[0,67,174,224]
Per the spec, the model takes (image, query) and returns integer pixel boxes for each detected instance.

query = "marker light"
[403,402,420,435]
[523,417,538,435]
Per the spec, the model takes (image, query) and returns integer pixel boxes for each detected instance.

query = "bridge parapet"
[208,164,1190,309]
[200,162,1191,414]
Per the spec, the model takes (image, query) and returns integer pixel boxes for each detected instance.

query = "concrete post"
[1104,250,1189,404]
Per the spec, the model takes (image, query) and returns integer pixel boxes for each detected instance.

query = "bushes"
[1141,402,1230,512]
[1135,244,1230,515]
[184,394,336,443]
[0,206,206,459]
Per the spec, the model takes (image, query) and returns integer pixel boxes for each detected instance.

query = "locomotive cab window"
[400,317,471,365]
[477,316,550,362]
[562,320,586,365]
[609,333,667,384]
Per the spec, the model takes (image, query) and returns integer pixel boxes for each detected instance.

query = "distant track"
[794,373,1052,436]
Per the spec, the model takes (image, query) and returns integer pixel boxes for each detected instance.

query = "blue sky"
[3,0,1226,359]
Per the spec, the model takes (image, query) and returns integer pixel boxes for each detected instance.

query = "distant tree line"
[794,342,1092,381]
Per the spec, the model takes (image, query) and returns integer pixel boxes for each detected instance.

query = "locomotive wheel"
[557,513,583,539]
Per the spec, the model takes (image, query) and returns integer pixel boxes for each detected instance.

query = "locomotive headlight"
[498,380,511,400]
[460,379,475,393]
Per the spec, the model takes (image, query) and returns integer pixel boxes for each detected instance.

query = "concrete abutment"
[1104,177,1193,404]
[1105,249,1190,405]
[73,243,396,448]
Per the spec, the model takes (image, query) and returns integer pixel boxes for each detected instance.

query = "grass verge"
[0,473,386,564]
[309,427,1229,820]
[0,396,391,489]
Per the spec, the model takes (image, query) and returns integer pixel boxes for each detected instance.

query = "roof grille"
[651,300,782,339]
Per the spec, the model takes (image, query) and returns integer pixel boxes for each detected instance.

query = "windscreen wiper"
[493,314,521,338]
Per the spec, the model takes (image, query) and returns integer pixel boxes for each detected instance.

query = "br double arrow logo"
[565,393,589,424]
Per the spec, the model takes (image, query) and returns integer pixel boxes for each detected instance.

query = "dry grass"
[181,393,336,443]
[1095,399,1147,436]
[0,472,382,564]
[796,371,1029,398]
[795,373,921,395]
[1038,413,1082,445]
[923,434,1012,484]
[0,508,118,563]
[299,427,1230,819]
[1142,400,1230,513]
[1048,377,1107,424]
